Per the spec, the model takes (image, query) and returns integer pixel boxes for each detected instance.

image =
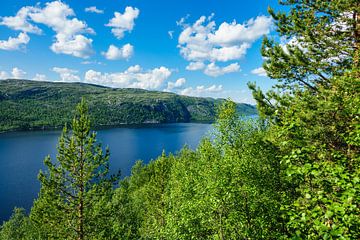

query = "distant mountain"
[0,79,257,132]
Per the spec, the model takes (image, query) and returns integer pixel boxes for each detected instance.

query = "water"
[0,123,212,222]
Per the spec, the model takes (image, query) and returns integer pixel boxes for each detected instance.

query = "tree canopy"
[1,0,359,239]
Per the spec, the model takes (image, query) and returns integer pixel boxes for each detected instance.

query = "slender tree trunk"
[78,185,84,240]
[353,4,360,68]
[78,140,85,240]
[219,211,224,240]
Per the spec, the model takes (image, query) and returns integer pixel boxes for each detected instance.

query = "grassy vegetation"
[0,79,257,132]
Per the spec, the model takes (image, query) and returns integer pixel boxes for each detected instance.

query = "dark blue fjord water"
[0,123,212,223]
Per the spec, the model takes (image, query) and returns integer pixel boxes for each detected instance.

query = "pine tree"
[0,208,37,240]
[249,0,360,237]
[30,98,118,240]
[250,0,359,117]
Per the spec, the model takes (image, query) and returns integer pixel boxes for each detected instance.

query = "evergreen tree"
[0,208,37,240]
[30,98,118,240]
[250,0,360,238]
[250,0,359,117]
[273,69,360,238]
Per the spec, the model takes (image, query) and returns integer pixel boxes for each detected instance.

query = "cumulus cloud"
[106,6,140,39]
[85,6,104,14]
[186,61,205,71]
[0,68,28,79]
[29,1,94,58]
[180,84,223,97]
[84,65,171,90]
[0,71,9,79]
[52,67,80,82]
[0,7,42,34]
[251,67,267,77]
[166,78,186,91]
[33,73,47,81]
[126,65,142,73]
[178,14,272,76]
[102,44,134,60]
[0,1,95,57]
[209,44,250,62]
[0,1,94,57]
[204,62,240,77]
[0,32,30,51]
[208,16,273,45]
[11,67,27,79]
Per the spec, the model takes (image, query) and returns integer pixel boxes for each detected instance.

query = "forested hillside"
[0,79,256,132]
[0,0,359,239]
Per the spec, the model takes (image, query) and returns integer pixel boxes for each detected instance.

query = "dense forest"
[0,79,257,132]
[1,0,359,239]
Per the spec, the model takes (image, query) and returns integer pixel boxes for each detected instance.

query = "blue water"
[0,123,212,222]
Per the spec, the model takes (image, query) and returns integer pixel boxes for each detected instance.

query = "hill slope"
[0,79,257,132]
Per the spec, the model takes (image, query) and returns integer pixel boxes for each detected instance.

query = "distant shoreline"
[0,120,216,135]
[0,115,259,135]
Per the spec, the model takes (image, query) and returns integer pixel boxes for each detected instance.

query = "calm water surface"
[0,123,212,222]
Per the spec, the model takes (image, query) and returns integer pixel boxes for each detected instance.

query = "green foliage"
[0,208,38,240]
[1,1,358,239]
[111,152,176,239]
[109,100,283,239]
[252,0,360,119]
[262,0,358,91]
[29,98,119,240]
[0,79,257,132]
[250,0,360,238]
[273,71,360,238]
[165,101,282,239]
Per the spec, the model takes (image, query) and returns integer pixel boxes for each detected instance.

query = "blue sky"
[0,0,282,103]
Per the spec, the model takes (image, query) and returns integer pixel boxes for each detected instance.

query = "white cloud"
[84,65,171,90]
[208,16,272,45]
[166,78,186,91]
[0,71,9,79]
[50,35,93,58]
[209,44,250,62]
[0,2,94,57]
[28,1,94,58]
[33,73,47,81]
[186,61,205,71]
[106,6,140,39]
[176,14,190,27]
[208,89,256,104]
[180,84,223,97]
[126,65,142,73]
[0,32,30,51]
[279,36,307,55]
[81,60,104,65]
[178,14,272,76]
[85,6,104,14]
[102,44,134,60]
[204,62,240,77]
[11,67,27,79]
[52,67,80,82]
[251,67,267,77]
[168,30,174,39]
[0,6,42,34]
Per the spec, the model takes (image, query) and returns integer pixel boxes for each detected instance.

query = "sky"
[0,0,283,104]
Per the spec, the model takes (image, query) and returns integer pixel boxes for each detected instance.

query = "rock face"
[0,79,257,132]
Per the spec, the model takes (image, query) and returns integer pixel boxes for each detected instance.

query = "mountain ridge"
[0,79,257,132]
